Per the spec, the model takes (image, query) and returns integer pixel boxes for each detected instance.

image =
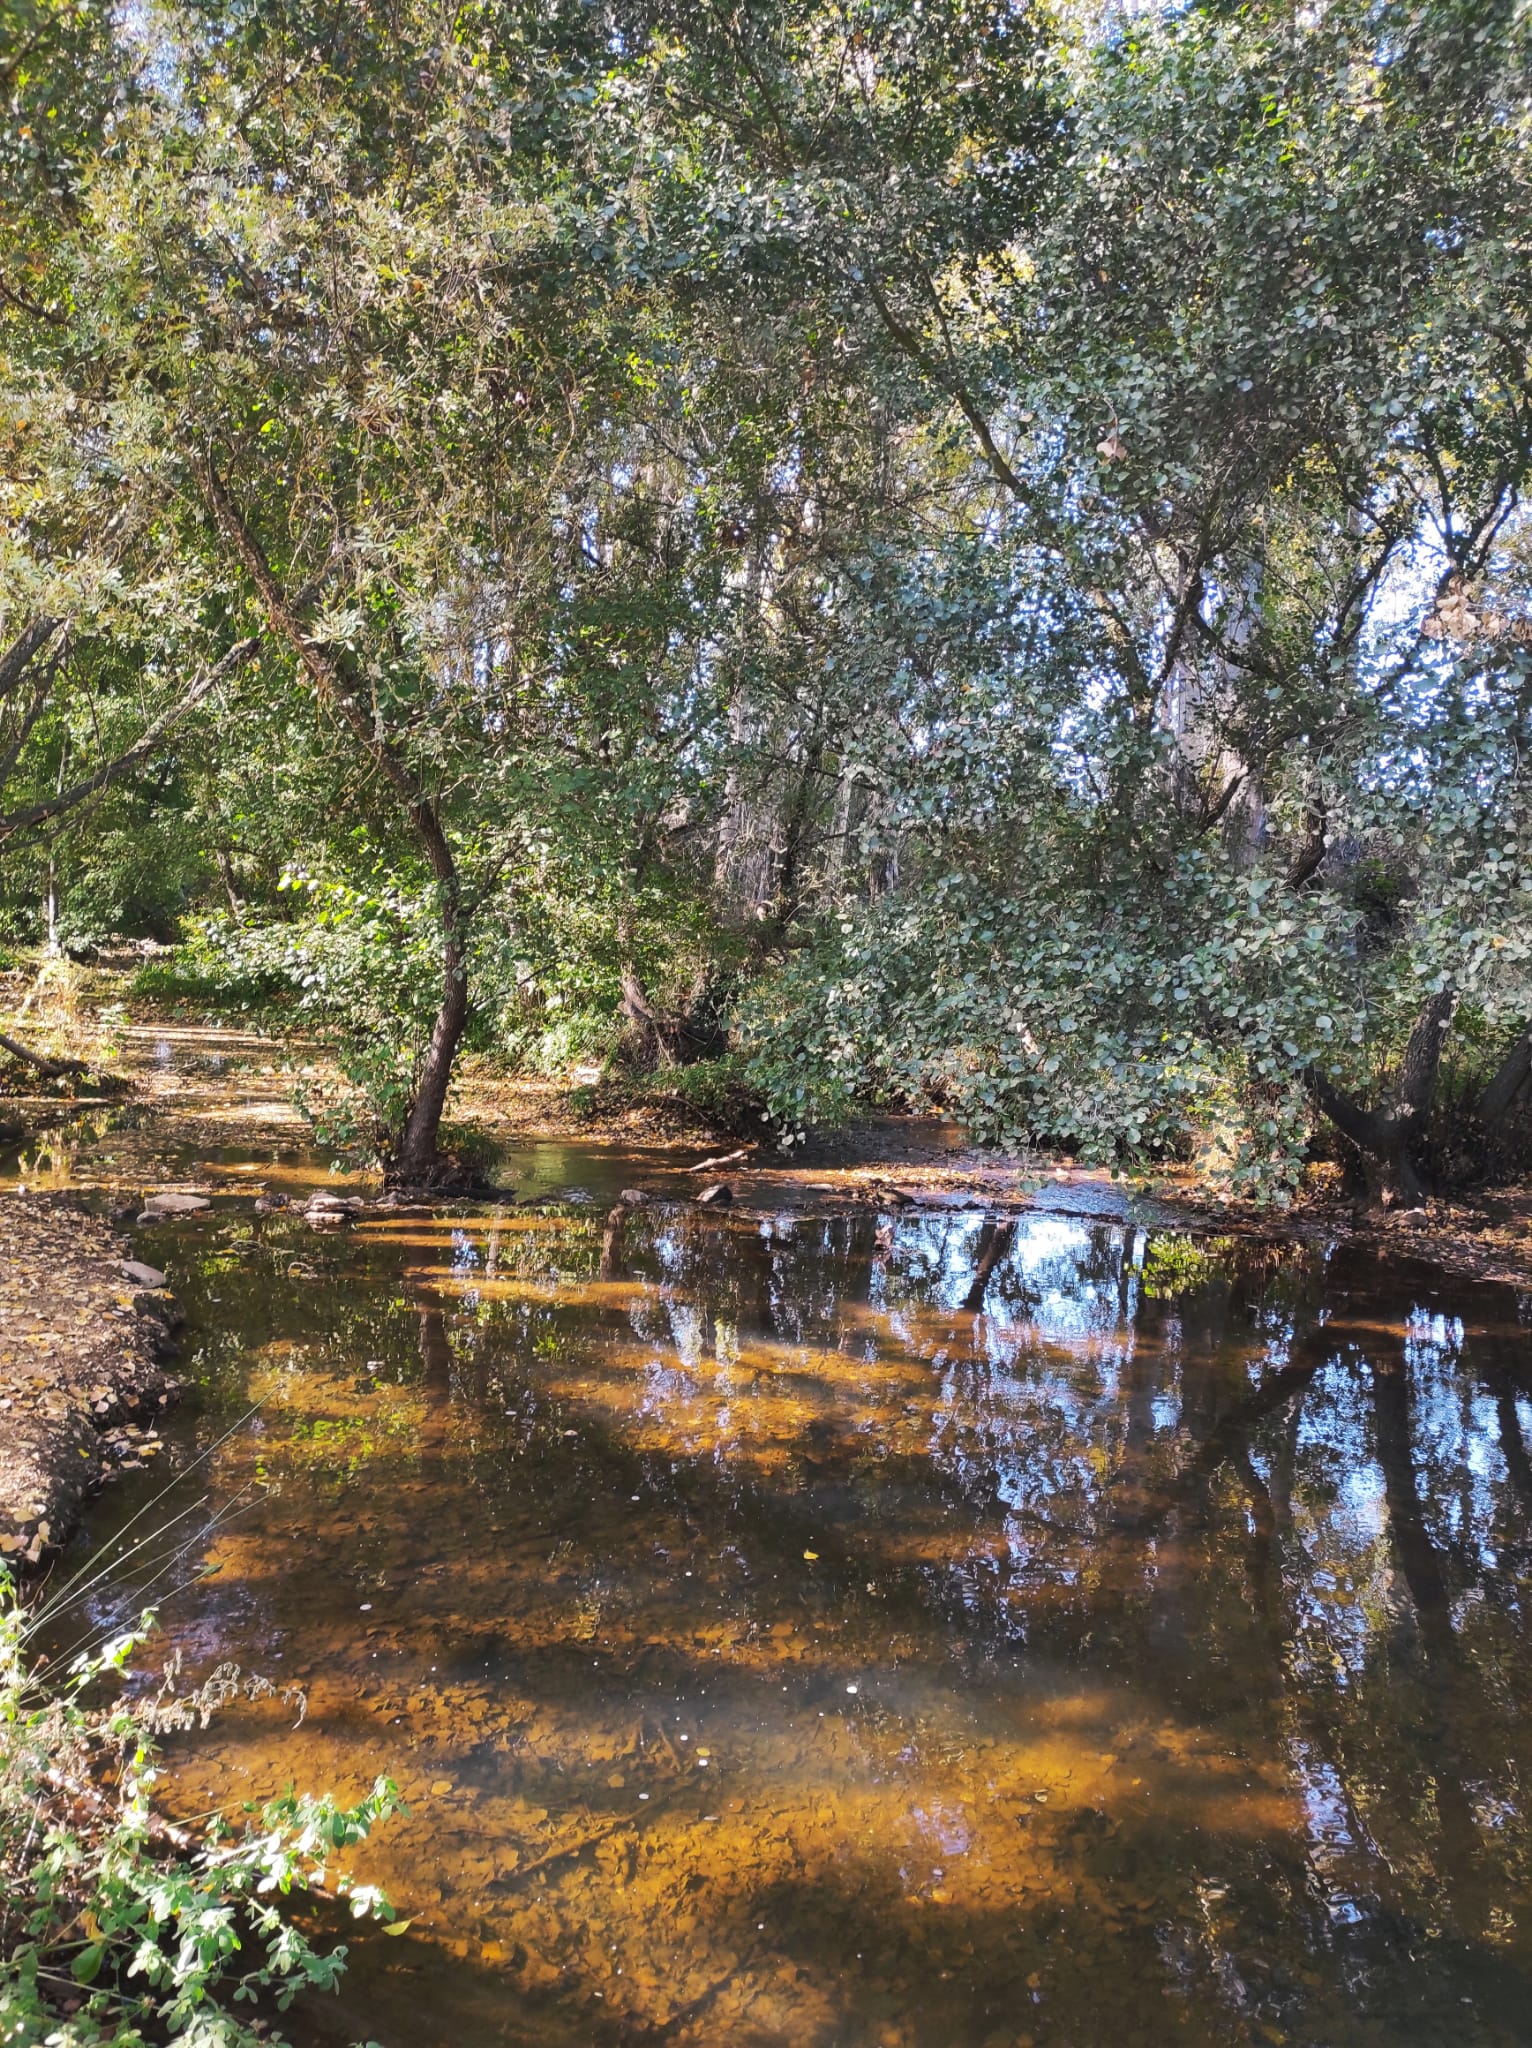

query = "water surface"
[48,1142,1532,2048]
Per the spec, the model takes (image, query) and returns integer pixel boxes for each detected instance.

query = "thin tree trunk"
[1309,989,1456,1205]
[197,461,467,1181]
[215,850,244,926]
[394,937,470,1181]
[618,961,673,1069]
[43,745,66,956]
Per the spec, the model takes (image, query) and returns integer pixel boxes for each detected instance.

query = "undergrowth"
[0,1566,399,2047]
[588,1055,767,1136]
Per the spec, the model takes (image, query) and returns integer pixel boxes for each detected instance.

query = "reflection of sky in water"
[66,1160,1532,2048]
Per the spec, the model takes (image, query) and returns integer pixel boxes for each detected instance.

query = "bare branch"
[0,617,63,699]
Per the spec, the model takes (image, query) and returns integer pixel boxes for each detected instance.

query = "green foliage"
[128,952,287,1013]
[1139,1238,1224,1302]
[0,1568,399,2047]
[600,1054,764,1136]
[3,0,1532,1196]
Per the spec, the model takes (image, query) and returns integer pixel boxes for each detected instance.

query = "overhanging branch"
[0,636,260,841]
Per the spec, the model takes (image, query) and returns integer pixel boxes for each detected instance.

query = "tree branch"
[1306,1065,1381,1153]
[0,1032,86,1077]
[193,458,457,894]
[860,271,1033,508]
[0,616,63,699]
[0,637,259,841]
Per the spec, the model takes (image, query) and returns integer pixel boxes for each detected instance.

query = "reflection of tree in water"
[147,1199,1532,2045]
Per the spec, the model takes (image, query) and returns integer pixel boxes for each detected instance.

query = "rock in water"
[140,1192,211,1216]
[119,1260,167,1289]
[254,1191,290,1214]
[696,1184,732,1206]
[619,1188,650,1206]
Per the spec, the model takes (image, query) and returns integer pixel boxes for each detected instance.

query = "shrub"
[0,1568,399,2047]
[598,1054,765,1136]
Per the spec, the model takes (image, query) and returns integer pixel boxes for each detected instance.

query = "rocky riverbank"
[0,1195,182,1567]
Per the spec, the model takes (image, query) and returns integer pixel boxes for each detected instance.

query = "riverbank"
[453,1069,1532,1287]
[0,1195,182,1566]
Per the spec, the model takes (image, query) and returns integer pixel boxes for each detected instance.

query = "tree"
[639,0,1532,1193]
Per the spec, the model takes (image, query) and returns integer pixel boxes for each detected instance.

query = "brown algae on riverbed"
[11,1044,1532,2046]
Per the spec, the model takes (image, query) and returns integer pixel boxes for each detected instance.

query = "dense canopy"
[3,0,1531,1200]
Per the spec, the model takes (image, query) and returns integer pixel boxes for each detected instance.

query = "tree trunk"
[619,960,674,1069]
[1476,1026,1532,1138]
[1309,989,1456,1204]
[1286,796,1328,890]
[197,461,467,1181]
[43,853,59,958]
[392,926,470,1182]
[43,743,66,955]
[215,849,245,926]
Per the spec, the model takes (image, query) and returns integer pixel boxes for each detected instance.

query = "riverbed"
[13,1032,1532,2047]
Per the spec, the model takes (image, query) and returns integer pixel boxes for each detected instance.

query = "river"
[21,1035,1532,2047]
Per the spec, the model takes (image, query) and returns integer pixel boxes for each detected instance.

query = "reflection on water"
[60,1180,1532,2047]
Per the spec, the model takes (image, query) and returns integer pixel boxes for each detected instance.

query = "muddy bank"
[0,1195,182,1566]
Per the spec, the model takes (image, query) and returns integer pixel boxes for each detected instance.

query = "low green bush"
[128,952,290,1013]
[0,1567,399,2047]
[599,1054,766,1136]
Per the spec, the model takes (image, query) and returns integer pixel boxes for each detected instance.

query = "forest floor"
[6,955,1532,1569]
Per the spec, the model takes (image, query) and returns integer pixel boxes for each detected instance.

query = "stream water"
[17,1045,1532,2047]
